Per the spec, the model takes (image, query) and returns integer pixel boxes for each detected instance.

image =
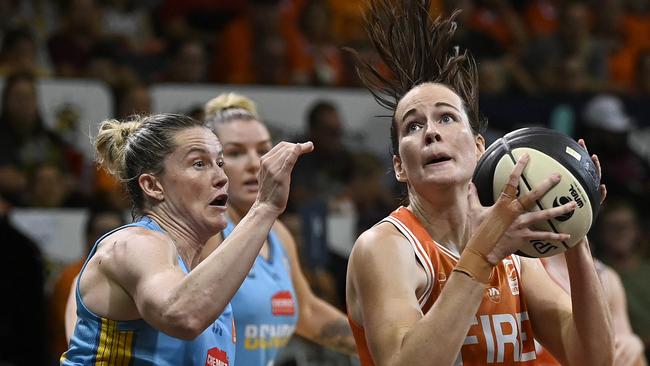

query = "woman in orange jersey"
[344,1,614,366]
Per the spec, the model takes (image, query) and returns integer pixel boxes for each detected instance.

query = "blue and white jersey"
[225,220,299,366]
[61,216,236,366]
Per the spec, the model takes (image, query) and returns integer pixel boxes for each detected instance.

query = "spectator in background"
[25,163,87,208]
[296,0,348,86]
[581,94,650,201]
[0,73,80,206]
[525,2,608,93]
[595,198,650,362]
[100,0,156,52]
[0,27,49,77]
[161,38,207,83]
[0,194,48,366]
[114,82,151,120]
[47,0,104,77]
[596,0,650,92]
[288,100,356,309]
[290,100,354,211]
[48,207,126,363]
[211,0,307,85]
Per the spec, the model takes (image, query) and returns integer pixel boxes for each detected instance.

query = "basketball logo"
[552,196,574,222]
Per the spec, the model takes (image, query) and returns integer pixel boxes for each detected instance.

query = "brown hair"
[94,113,206,217]
[348,0,486,155]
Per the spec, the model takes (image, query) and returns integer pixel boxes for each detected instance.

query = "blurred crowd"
[0,0,649,93]
[1,0,650,365]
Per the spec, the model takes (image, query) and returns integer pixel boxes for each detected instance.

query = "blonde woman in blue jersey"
[62,113,312,365]
[200,93,358,366]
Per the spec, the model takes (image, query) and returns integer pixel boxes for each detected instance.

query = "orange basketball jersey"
[349,207,539,365]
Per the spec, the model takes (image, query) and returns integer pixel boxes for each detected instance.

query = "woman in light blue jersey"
[201,93,357,366]
[62,113,312,365]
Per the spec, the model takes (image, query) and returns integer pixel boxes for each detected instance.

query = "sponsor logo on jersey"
[438,271,447,288]
[244,324,296,350]
[271,291,295,316]
[205,347,229,366]
[502,259,519,296]
[487,287,501,303]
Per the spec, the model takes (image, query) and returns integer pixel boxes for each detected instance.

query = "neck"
[407,184,471,255]
[144,210,207,270]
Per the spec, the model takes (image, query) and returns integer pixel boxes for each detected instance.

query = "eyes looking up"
[403,112,459,135]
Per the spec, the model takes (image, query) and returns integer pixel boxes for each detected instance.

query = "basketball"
[472,127,601,257]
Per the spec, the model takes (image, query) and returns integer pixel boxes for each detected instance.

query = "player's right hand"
[255,141,313,215]
[467,154,577,264]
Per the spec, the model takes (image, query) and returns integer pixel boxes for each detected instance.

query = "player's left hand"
[578,138,607,206]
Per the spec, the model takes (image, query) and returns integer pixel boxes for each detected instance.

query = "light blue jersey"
[61,216,236,366]
[225,220,299,366]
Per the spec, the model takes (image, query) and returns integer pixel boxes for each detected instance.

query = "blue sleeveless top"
[61,216,236,366]
[225,220,299,366]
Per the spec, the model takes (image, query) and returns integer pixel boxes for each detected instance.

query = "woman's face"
[215,119,272,214]
[155,127,229,235]
[393,83,484,192]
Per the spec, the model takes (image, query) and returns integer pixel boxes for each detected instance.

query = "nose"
[245,150,261,172]
[213,166,228,189]
[424,120,442,145]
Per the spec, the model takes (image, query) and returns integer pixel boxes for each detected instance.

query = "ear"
[139,173,164,202]
[393,155,407,183]
[475,134,486,159]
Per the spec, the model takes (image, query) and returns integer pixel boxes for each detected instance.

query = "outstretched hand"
[466,154,577,264]
[255,141,314,215]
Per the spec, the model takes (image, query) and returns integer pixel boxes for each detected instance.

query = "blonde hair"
[94,118,141,180]
[93,114,206,216]
[204,92,260,127]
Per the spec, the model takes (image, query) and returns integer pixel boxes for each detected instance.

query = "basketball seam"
[504,145,570,250]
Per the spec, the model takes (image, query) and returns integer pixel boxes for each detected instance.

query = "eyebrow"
[400,102,461,121]
[184,147,223,158]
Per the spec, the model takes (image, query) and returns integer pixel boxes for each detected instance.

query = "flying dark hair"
[347,0,486,154]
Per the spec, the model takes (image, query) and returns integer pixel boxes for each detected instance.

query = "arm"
[522,240,615,366]
[348,225,485,366]
[98,142,313,339]
[602,266,646,366]
[273,220,357,355]
[65,274,79,342]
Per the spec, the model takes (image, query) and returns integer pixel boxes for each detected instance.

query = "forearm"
[168,204,279,332]
[297,298,357,355]
[392,272,485,366]
[564,240,614,366]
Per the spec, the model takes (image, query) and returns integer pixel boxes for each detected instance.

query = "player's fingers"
[592,153,602,179]
[501,154,530,199]
[599,184,607,205]
[520,229,571,242]
[578,138,588,153]
[521,201,577,224]
[515,173,561,212]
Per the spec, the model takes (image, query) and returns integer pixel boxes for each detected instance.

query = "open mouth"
[424,154,452,166]
[243,178,259,187]
[209,194,228,207]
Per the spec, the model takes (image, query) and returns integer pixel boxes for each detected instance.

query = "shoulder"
[95,226,174,271]
[349,222,414,273]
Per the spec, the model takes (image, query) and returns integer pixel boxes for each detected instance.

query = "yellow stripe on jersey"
[94,318,135,366]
